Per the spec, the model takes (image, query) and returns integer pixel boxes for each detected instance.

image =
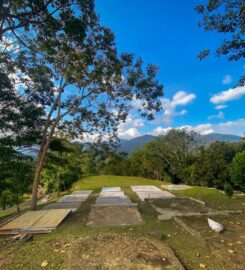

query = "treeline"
[2,129,244,211]
[0,139,98,210]
[99,130,245,195]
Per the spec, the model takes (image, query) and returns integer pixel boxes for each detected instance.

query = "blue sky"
[96,0,245,138]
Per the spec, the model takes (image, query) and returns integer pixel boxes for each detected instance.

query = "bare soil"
[64,234,185,270]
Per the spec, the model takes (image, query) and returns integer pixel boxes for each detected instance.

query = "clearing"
[0,175,244,270]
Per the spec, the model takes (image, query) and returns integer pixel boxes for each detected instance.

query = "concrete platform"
[71,190,92,195]
[87,205,143,226]
[96,195,133,205]
[99,191,125,197]
[101,187,121,192]
[136,191,175,201]
[58,194,89,203]
[131,185,160,192]
[131,186,175,201]
[43,201,81,212]
[162,184,192,191]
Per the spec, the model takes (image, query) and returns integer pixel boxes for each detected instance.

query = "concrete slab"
[162,184,192,191]
[131,185,161,192]
[87,205,143,226]
[99,191,125,197]
[101,187,121,192]
[136,191,175,201]
[58,194,89,203]
[96,195,133,205]
[43,201,81,212]
[71,190,92,195]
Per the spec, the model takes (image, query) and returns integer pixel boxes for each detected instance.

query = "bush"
[230,150,245,192]
[224,183,233,197]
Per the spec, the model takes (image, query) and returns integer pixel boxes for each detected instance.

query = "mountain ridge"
[118,133,241,154]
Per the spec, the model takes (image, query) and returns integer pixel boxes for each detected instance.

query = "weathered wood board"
[0,209,71,234]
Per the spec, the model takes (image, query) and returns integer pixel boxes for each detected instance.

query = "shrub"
[230,150,245,192]
[224,183,233,197]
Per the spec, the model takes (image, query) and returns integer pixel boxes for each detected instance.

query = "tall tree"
[1,1,163,209]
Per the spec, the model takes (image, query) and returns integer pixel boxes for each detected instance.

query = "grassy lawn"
[73,175,167,190]
[0,175,244,270]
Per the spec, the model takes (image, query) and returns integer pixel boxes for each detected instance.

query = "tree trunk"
[31,136,53,210]
[57,177,61,197]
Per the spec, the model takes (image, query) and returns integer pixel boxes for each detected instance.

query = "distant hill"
[118,133,241,154]
[19,133,241,157]
[198,133,241,144]
[117,134,156,154]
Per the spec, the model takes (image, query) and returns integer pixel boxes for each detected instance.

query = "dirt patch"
[65,234,185,270]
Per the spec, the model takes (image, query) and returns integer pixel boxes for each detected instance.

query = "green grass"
[73,175,167,190]
[0,175,244,270]
[168,186,245,211]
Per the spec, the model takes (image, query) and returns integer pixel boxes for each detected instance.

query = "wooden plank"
[0,211,45,230]
[32,209,71,228]
[0,209,71,232]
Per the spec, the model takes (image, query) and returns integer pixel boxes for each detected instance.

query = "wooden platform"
[0,209,71,234]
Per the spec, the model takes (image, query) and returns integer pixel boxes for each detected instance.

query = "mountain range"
[117,133,241,154]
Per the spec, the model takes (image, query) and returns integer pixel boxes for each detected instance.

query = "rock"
[199,263,206,268]
[207,218,224,233]
[228,249,235,254]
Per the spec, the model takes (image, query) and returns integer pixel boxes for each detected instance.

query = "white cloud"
[208,111,224,120]
[222,74,232,85]
[152,118,245,137]
[175,109,187,116]
[159,91,196,124]
[193,124,214,135]
[215,104,228,110]
[152,127,172,136]
[117,114,144,139]
[118,127,140,139]
[210,85,245,104]
[171,91,196,106]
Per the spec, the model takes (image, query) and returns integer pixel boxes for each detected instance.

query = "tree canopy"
[1,0,164,209]
[196,0,244,85]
